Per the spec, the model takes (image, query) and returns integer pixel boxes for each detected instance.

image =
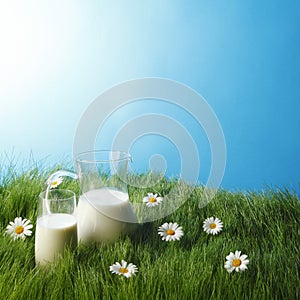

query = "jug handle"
[45,170,79,188]
[44,170,79,214]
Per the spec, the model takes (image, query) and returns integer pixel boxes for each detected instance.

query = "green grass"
[0,165,299,300]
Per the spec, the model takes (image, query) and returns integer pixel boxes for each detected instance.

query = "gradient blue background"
[0,1,299,193]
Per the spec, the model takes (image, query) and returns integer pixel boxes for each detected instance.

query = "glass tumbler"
[35,189,77,266]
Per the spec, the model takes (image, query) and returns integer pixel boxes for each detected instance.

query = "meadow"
[0,163,299,300]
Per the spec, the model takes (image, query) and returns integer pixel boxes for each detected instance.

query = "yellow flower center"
[52,181,57,186]
[149,197,157,203]
[233,259,242,267]
[166,229,175,235]
[209,223,217,229]
[15,226,24,235]
[119,267,128,274]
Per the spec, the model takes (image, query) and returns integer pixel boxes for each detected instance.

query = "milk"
[35,214,77,266]
[76,188,138,243]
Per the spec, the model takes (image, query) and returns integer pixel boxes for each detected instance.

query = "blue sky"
[0,1,299,193]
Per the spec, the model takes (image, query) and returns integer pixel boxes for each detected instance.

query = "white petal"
[240,254,248,261]
[172,224,178,231]
[224,261,232,267]
[121,260,127,268]
[235,250,241,258]
[162,223,169,230]
[6,224,13,230]
[226,266,235,273]
[173,223,180,230]
[226,253,235,260]
[110,265,120,273]
[23,229,32,235]
[15,217,22,226]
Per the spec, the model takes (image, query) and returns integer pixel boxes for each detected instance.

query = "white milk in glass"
[35,214,77,266]
[77,188,138,243]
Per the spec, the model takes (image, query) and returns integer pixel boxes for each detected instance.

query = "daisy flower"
[48,176,63,189]
[158,222,184,241]
[143,193,163,207]
[225,250,249,273]
[6,217,33,240]
[109,260,138,278]
[203,217,223,235]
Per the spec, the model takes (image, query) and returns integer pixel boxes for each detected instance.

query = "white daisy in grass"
[109,260,138,278]
[158,222,184,241]
[225,250,249,273]
[48,176,63,189]
[6,217,33,240]
[203,217,223,235]
[143,193,163,207]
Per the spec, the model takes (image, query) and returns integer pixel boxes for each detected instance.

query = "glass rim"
[39,189,76,201]
[76,150,131,164]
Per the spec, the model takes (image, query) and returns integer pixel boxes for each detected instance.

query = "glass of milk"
[35,189,77,266]
[45,150,138,245]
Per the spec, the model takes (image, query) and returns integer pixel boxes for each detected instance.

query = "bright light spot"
[0,1,82,97]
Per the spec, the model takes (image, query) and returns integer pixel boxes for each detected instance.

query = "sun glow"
[0,1,82,95]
